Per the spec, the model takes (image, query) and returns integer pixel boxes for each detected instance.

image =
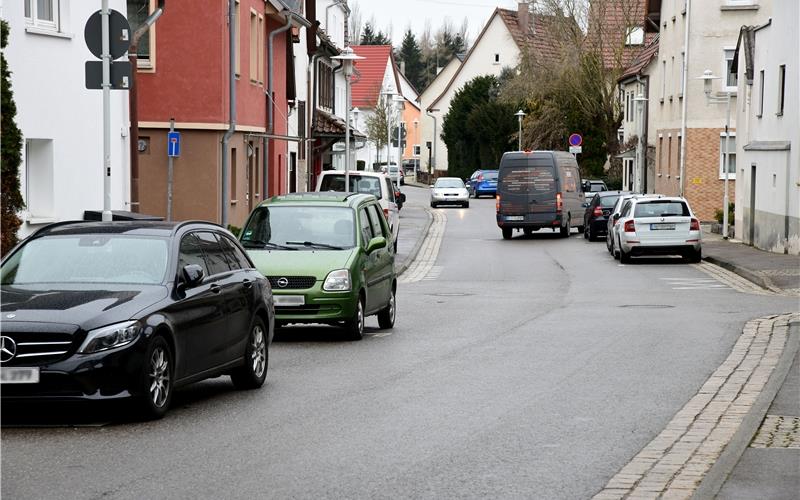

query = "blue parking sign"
[167,131,181,157]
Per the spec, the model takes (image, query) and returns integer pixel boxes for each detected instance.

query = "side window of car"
[359,208,373,246]
[178,233,210,276]
[366,204,386,238]
[384,178,396,203]
[217,233,250,270]
[621,201,632,217]
[195,231,232,276]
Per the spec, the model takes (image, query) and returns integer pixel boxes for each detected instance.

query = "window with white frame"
[24,0,60,31]
[719,133,736,179]
[625,26,644,46]
[25,139,55,219]
[413,144,421,156]
[723,49,738,91]
[127,0,156,68]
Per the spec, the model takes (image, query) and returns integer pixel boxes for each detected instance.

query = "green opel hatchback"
[239,193,396,340]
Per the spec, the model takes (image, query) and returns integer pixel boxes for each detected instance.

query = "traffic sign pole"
[167,118,175,221]
[101,0,112,222]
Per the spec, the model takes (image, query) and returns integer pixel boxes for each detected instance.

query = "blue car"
[466,169,499,199]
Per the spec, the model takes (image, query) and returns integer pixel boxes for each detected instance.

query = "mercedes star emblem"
[5,313,16,319]
[0,336,17,362]
[277,277,289,288]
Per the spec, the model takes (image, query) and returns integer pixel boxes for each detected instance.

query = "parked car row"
[584,192,703,264]
[1,172,404,419]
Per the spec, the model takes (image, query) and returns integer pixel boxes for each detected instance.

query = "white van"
[316,171,401,251]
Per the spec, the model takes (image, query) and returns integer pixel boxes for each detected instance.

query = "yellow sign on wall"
[691,177,703,185]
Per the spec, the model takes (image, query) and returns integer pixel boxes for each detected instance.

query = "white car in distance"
[430,177,470,208]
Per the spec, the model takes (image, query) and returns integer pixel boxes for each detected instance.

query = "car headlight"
[79,320,142,354]
[323,269,351,291]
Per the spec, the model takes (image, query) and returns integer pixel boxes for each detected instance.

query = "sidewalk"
[701,226,800,296]
[394,179,433,276]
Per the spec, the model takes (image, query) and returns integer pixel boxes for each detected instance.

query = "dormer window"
[625,26,644,46]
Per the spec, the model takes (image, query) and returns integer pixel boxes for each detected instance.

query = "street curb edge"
[702,255,778,293]
[692,319,800,500]
[396,207,434,278]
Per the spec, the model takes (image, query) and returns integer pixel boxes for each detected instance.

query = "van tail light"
[593,207,603,217]
[496,195,501,212]
[383,208,389,219]
[624,220,636,233]
[556,192,563,213]
[690,218,700,231]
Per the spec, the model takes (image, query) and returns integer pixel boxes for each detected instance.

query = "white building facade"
[733,2,799,254]
[7,0,131,237]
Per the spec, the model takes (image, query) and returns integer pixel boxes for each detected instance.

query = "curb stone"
[592,313,799,500]
[396,207,434,277]
[701,255,782,294]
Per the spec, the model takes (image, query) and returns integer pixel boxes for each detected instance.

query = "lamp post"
[380,86,396,172]
[332,47,364,190]
[515,110,526,151]
[697,69,732,240]
[393,94,405,178]
[633,94,648,193]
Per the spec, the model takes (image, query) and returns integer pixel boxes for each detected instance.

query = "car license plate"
[506,216,524,221]
[1,367,40,384]
[273,295,305,307]
[651,223,676,230]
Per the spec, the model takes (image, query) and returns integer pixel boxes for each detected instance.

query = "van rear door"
[498,158,557,220]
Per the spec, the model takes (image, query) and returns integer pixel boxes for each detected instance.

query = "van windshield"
[319,174,383,200]
[499,166,555,194]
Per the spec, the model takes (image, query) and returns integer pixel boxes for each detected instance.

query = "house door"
[289,152,297,193]
[247,141,256,212]
[749,164,756,245]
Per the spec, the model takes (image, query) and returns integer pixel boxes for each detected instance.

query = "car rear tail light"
[690,218,700,231]
[478,174,484,181]
[383,208,389,219]
[496,195,501,212]
[624,220,635,233]
[556,192,563,213]
[593,207,603,217]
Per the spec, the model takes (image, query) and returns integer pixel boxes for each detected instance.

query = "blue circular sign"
[569,133,583,147]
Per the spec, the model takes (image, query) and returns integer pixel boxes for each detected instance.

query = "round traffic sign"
[85,9,131,60]
[568,133,583,147]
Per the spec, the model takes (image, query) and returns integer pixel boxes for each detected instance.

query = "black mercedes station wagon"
[0,221,274,419]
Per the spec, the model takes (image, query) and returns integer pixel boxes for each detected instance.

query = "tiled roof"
[351,45,392,108]
[496,9,566,65]
[312,109,366,138]
[619,34,659,81]
[586,0,653,69]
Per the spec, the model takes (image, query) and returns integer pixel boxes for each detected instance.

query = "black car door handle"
[210,284,221,294]
[242,279,253,289]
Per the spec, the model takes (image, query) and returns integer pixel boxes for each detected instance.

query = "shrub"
[1,20,25,256]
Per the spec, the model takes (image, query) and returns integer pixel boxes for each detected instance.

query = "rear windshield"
[599,195,620,208]
[499,166,555,194]
[319,174,383,200]
[634,201,690,217]
[483,171,498,180]
[589,183,606,192]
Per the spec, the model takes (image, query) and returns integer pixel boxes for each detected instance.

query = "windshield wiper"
[242,239,297,250]
[285,241,345,250]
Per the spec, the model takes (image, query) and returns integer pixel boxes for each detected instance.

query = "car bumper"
[590,218,609,235]
[497,212,563,228]
[473,185,497,195]
[431,195,469,204]
[273,287,358,323]
[1,338,146,401]
[620,238,702,255]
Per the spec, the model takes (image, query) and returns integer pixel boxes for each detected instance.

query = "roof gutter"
[221,0,236,228]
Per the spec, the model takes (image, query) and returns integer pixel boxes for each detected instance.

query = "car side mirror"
[613,213,621,221]
[181,264,205,288]
[366,236,387,254]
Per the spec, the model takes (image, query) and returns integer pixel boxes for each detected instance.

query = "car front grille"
[1,332,75,367]
[267,276,317,290]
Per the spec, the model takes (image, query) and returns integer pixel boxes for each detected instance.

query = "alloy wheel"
[250,325,266,378]
[149,347,170,408]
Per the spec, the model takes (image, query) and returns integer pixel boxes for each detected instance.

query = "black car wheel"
[686,248,702,263]
[523,228,533,236]
[620,245,632,264]
[502,227,513,240]
[606,234,613,253]
[430,202,437,208]
[377,287,396,329]
[463,201,470,208]
[137,336,173,420]
[560,218,571,238]
[588,227,596,241]
[474,191,479,199]
[231,317,268,390]
[345,295,365,340]
[583,225,589,239]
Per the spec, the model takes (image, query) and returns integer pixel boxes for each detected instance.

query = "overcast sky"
[354,0,520,45]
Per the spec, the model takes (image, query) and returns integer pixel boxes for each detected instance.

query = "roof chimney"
[518,1,530,35]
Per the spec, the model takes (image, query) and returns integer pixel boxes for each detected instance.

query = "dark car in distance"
[583,191,630,241]
[0,221,274,419]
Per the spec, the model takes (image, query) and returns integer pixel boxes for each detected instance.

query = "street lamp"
[633,94,648,193]
[380,86,396,172]
[332,46,364,190]
[697,69,732,240]
[515,110,526,151]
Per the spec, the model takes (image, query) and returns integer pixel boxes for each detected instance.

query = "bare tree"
[365,95,391,163]
[349,0,362,45]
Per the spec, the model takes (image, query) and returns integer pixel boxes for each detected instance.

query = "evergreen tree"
[1,20,24,256]
[397,29,424,90]
[360,22,391,45]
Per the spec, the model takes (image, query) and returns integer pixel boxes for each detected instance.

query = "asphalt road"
[2,187,797,499]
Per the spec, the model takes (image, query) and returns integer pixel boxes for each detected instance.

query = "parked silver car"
[614,196,702,263]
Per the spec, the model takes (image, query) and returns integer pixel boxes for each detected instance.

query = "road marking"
[399,210,447,284]
[422,266,442,281]
[660,276,732,291]
[593,313,798,500]
[692,262,777,296]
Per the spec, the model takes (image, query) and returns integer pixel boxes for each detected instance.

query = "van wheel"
[523,228,533,236]
[502,227,513,240]
[560,219,571,238]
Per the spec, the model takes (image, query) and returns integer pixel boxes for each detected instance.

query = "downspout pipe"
[635,74,649,193]
[222,0,236,228]
[425,108,438,185]
[265,12,295,198]
[127,0,165,212]
[678,0,691,196]
[307,53,320,190]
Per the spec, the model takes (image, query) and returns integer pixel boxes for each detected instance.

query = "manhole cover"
[428,293,473,297]
[618,304,675,309]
